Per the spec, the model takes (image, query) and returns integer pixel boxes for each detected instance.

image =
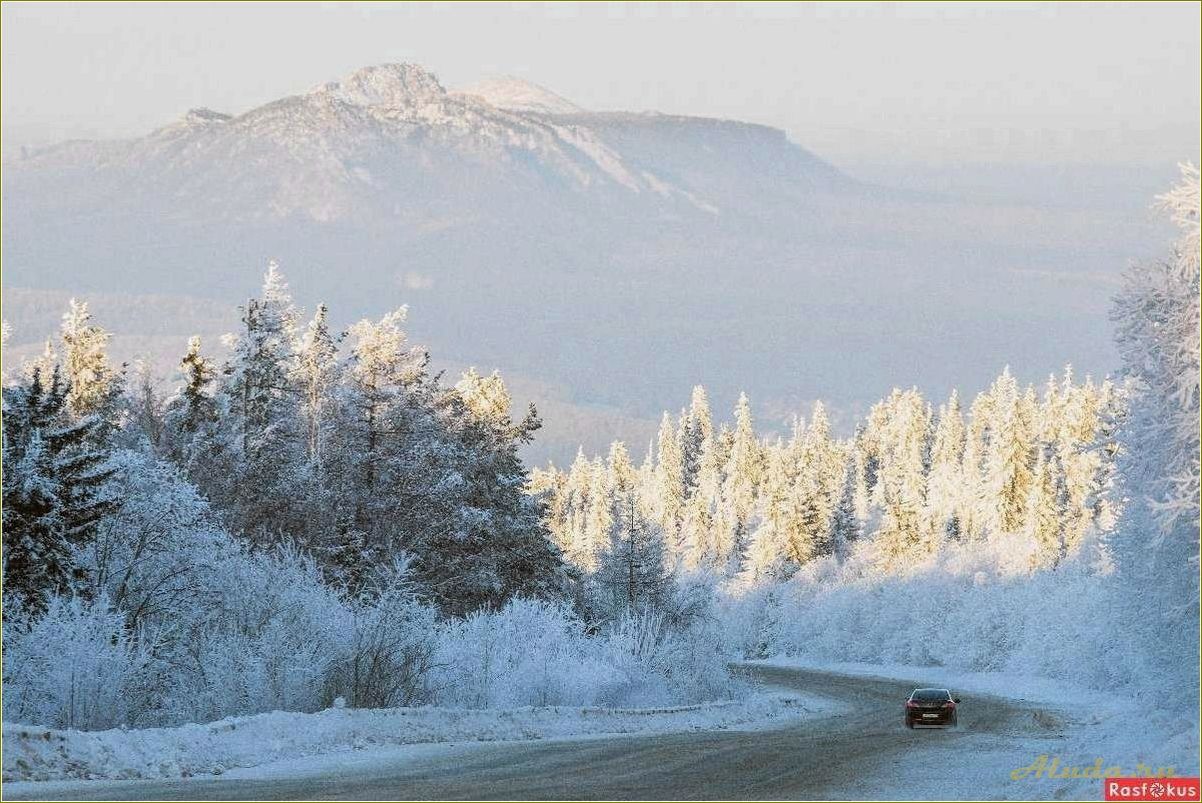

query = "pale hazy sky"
[2,1,1198,167]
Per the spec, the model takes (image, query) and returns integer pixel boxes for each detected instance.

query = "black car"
[904,687,960,728]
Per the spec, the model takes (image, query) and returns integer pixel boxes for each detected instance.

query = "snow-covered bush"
[433,598,627,709]
[430,598,744,710]
[720,533,1149,694]
[2,596,151,731]
[157,546,348,725]
[602,609,741,706]
[321,559,438,709]
[81,450,231,633]
[4,559,743,731]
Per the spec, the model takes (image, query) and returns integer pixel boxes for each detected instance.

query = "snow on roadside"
[3,692,832,784]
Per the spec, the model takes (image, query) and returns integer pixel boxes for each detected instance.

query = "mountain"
[1,63,1142,464]
[454,76,584,115]
[4,63,846,226]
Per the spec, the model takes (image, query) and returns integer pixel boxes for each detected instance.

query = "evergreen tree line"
[535,366,1123,589]
[3,265,566,619]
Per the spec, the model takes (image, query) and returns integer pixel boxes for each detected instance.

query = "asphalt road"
[3,665,1047,801]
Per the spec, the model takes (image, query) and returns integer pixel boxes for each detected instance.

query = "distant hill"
[2,63,1145,464]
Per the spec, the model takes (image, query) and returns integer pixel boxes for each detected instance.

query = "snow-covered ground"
[2,691,834,785]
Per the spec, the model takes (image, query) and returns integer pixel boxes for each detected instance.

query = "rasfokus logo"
[1104,777,1201,801]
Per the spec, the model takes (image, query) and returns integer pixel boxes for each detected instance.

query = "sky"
[2,1,1198,168]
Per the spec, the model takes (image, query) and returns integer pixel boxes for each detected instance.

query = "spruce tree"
[164,336,222,472]
[59,299,121,425]
[717,392,762,573]
[1024,450,1066,571]
[222,265,306,542]
[294,303,340,468]
[982,368,1035,538]
[927,390,966,542]
[829,458,862,560]
[874,389,930,568]
[679,386,713,494]
[2,367,116,613]
[653,411,687,557]
[427,368,567,615]
[594,448,671,620]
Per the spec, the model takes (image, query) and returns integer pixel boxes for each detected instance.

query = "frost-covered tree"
[673,388,723,571]
[607,439,637,499]
[59,299,122,424]
[82,449,226,632]
[830,457,862,560]
[716,393,762,573]
[123,360,166,454]
[1,320,11,384]
[430,368,567,615]
[653,412,687,556]
[1087,378,1124,535]
[221,264,307,542]
[981,368,1034,539]
[330,307,438,572]
[959,390,993,541]
[551,449,596,570]
[1024,451,1066,570]
[593,444,671,621]
[927,390,966,541]
[578,457,612,573]
[163,336,227,484]
[679,386,714,495]
[850,427,872,525]
[743,437,806,580]
[680,429,723,572]
[294,303,340,468]
[338,307,428,494]
[225,268,301,453]
[1050,371,1117,554]
[1113,162,1200,539]
[174,337,219,431]
[872,389,931,568]
[797,402,844,546]
[1108,164,1200,700]
[2,367,117,613]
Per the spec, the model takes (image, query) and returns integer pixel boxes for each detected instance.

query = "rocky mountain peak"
[313,63,446,108]
[182,107,232,125]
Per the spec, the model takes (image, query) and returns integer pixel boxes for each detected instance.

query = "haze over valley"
[2,61,1178,462]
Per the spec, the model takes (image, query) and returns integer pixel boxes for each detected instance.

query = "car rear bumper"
[906,711,956,727]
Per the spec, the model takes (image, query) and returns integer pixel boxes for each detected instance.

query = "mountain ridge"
[5,62,848,225]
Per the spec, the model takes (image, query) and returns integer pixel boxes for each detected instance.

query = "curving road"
[3,665,1066,801]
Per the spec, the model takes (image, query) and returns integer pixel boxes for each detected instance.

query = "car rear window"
[911,689,950,701]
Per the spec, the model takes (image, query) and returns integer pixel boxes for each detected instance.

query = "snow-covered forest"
[1,270,735,731]
[2,165,1197,737]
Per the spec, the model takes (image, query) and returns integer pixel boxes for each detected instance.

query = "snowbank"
[2,693,828,783]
